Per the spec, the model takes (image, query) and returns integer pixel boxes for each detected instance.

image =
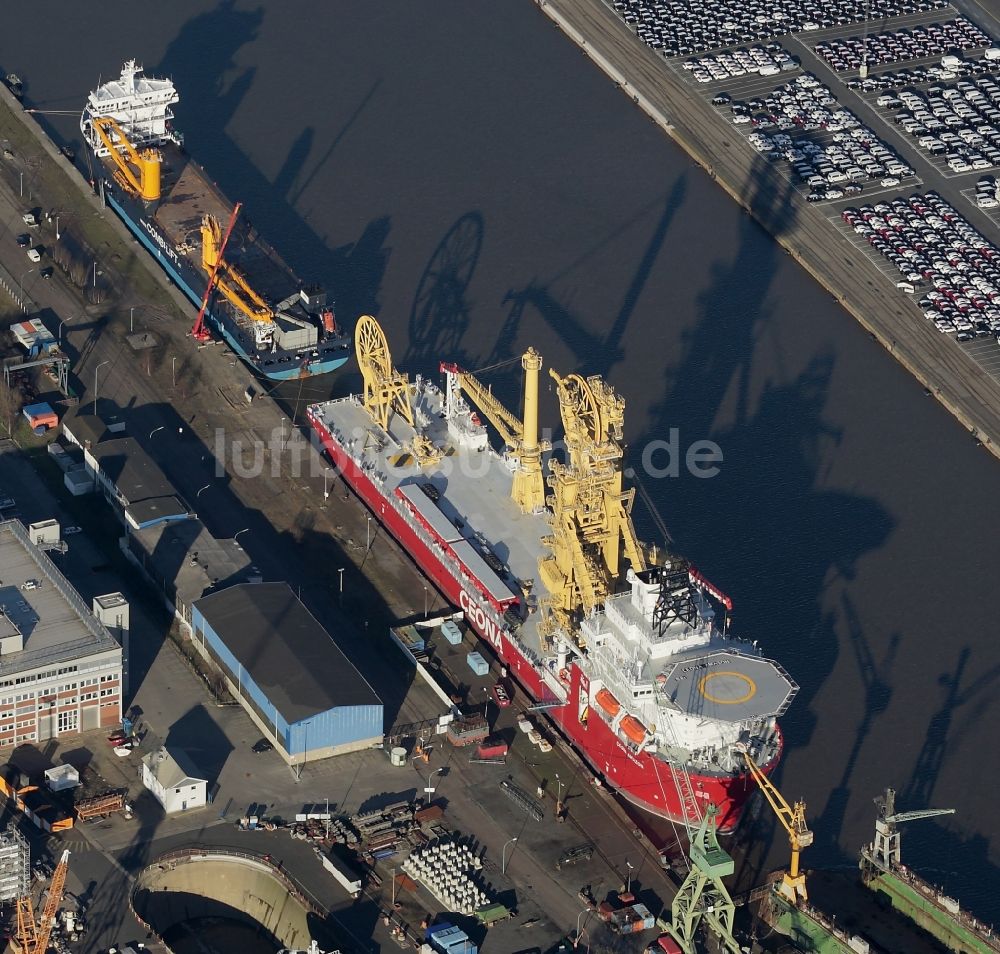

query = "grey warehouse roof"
[193,583,381,723]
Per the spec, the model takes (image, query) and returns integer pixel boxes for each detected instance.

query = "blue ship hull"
[100,174,349,382]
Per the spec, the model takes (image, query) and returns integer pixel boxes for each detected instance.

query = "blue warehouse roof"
[193,582,381,724]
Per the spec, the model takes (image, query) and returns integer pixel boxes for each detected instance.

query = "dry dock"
[538,0,1000,456]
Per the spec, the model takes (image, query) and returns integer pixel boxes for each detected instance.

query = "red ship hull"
[310,411,779,832]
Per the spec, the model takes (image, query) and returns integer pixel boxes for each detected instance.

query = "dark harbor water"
[3,0,1000,928]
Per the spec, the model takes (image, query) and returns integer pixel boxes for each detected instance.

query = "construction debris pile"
[401,838,494,916]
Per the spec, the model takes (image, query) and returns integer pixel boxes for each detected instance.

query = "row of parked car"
[843,194,1000,339]
[727,75,914,198]
[815,18,991,72]
[844,53,1000,92]
[611,0,945,59]
[877,78,1000,173]
[682,43,798,82]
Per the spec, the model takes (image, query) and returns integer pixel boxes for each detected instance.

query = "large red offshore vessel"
[308,317,798,832]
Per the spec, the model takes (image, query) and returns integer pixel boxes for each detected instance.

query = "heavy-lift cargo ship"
[307,316,798,831]
[80,61,350,381]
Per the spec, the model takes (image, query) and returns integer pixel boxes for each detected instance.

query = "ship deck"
[320,386,551,604]
[101,144,304,304]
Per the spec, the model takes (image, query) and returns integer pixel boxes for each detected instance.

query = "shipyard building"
[0,521,122,744]
[192,583,383,765]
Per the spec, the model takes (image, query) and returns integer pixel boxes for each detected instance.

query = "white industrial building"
[140,746,207,814]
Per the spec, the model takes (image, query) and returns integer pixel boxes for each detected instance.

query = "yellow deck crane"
[439,350,549,513]
[357,315,439,464]
[741,749,813,903]
[538,368,645,642]
[15,849,70,954]
[90,116,161,201]
[200,214,276,341]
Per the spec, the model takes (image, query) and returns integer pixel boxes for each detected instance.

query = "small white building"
[140,746,207,814]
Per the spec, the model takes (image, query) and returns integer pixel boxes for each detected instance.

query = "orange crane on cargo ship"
[191,201,242,341]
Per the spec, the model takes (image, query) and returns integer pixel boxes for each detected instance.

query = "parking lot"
[610,0,948,58]
[604,0,1000,391]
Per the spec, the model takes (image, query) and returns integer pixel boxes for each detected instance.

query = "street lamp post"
[18,268,35,304]
[423,586,429,618]
[625,859,635,896]
[58,315,75,345]
[323,467,332,500]
[130,307,134,333]
[338,567,345,606]
[424,767,442,796]
[93,359,109,415]
[234,529,249,550]
[556,772,564,820]
[502,837,518,875]
[197,484,212,498]
[280,417,287,451]
[171,356,177,388]
[366,515,373,552]
[149,426,164,440]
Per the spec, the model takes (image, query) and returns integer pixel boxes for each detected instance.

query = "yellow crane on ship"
[741,750,813,903]
[15,849,70,954]
[356,314,439,463]
[539,368,646,641]
[200,213,276,327]
[440,351,549,514]
[90,116,161,201]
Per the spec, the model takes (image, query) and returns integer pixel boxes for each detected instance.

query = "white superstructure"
[80,59,182,154]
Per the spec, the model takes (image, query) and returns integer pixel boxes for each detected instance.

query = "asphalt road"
[540,0,1000,453]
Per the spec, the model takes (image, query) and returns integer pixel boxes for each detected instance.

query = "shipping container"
[466,651,489,676]
[441,620,462,645]
[476,738,509,759]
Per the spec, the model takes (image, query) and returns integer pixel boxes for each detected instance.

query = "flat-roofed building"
[61,414,189,531]
[0,521,122,745]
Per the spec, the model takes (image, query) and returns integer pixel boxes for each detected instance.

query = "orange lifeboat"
[595,689,621,718]
[619,715,647,744]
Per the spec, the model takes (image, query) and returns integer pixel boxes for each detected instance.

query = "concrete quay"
[538,0,1000,457]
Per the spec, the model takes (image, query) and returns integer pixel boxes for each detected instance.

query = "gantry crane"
[862,788,955,877]
[192,202,242,341]
[90,116,161,201]
[741,750,813,903]
[357,315,439,464]
[16,849,70,954]
[440,350,549,513]
[665,805,742,954]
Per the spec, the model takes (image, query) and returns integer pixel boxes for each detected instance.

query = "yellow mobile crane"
[90,116,161,201]
[15,849,70,954]
[741,750,813,903]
